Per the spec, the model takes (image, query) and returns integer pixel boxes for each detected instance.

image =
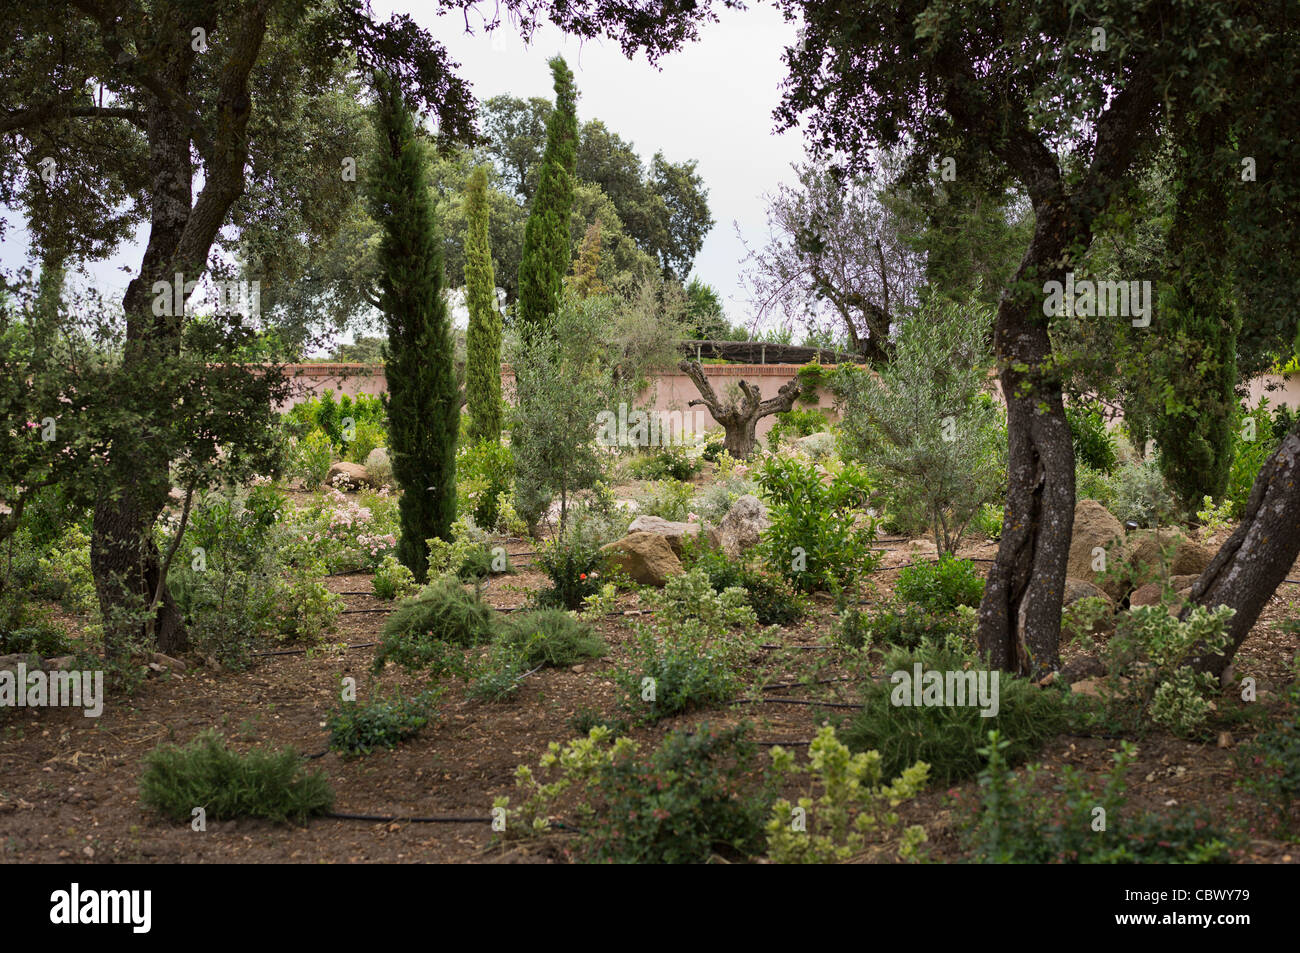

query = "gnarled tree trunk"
[679,359,800,459]
[1182,420,1300,676]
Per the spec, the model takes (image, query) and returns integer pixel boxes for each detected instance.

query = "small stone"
[1217,731,1234,749]
[570,664,586,674]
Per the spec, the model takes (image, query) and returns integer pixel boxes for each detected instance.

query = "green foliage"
[615,629,741,723]
[1223,400,1287,519]
[834,294,1004,554]
[372,553,417,601]
[971,502,1003,540]
[839,640,1069,784]
[495,609,606,669]
[855,604,978,652]
[627,444,700,482]
[509,296,618,533]
[681,538,806,626]
[896,554,984,614]
[370,72,458,582]
[1236,677,1300,836]
[289,429,335,487]
[1086,604,1235,737]
[457,439,514,530]
[635,478,695,522]
[962,732,1232,863]
[517,57,578,339]
[139,730,334,824]
[263,570,344,643]
[372,577,496,672]
[1066,401,1118,474]
[756,455,879,593]
[1109,457,1179,527]
[533,527,608,611]
[463,165,504,444]
[767,406,828,449]
[766,725,928,863]
[498,724,768,863]
[327,689,441,755]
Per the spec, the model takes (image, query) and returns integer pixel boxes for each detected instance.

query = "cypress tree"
[1151,109,1238,511]
[463,166,503,444]
[517,56,578,340]
[369,72,457,583]
[569,221,606,299]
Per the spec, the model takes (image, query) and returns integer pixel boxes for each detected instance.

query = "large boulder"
[627,515,702,556]
[1062,578,1117,638]
[326,461,372,490]
[711,494,769,558]
[1067,500,1126,599]
[1063,577,1112,608]
[1124,530,1214,587]
[600,532,683,586]
[1129,574,1201,609]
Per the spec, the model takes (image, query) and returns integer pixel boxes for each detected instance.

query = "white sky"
[1,3,806,332]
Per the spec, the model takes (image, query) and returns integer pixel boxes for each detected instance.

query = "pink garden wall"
[278,363,1300,440]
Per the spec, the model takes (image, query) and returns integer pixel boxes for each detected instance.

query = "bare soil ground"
[2,518,1298,864]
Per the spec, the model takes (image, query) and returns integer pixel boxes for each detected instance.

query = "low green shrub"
[681,537,805,625]
[139,730,334,823]
[627,444,701,482]
[1067,400,1118,474]
[458,439,515,530]
[838,640,1069,784]
[1235,677,1300,836]
[961,732,1233,863]
[615,629,740,723]
[498,723,769,863]
[856,604,976,651]
[766,725,928,863]
[757,455,880,593]
[327,689,441,754]
[495,609,606,670]
[372,553,417,600]
[533,532,607,611]
[895,554,984,613]
[767,406,829,449]
[636,479,696,522]
[372,577,496,672]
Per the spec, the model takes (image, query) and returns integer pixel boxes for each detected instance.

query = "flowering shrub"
[289,487,398,572]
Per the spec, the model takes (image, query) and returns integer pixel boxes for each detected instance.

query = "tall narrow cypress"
[517,56,578,340]
[463,166,503,444]
[370,72,457,583]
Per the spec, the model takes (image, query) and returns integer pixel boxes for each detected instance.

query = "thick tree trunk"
[88,6,268,657]
[679,360,800,460]
[1182,421,1300,676]
[976,206,1076,678]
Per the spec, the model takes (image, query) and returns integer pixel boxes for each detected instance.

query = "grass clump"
[139,730,334,823]
[838,639,1069,784]
[327,689,442,755]
[372,577,496,673]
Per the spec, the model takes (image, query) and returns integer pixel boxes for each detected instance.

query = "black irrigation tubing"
[327,811,492,824]
[760,676,853,691]
[341,608,394,615]
[251,641,378,657]
[732,696,864,710]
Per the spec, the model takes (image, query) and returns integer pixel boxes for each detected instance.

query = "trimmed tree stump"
[679,359,801,459]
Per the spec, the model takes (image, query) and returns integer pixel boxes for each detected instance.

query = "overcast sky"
[1,3,807,336]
